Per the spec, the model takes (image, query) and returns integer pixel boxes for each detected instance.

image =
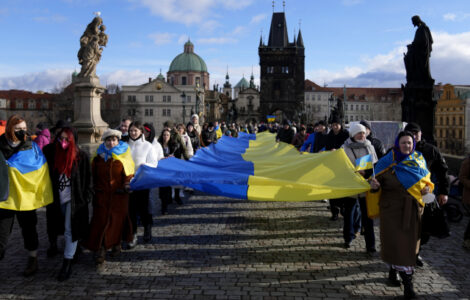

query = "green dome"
[234,77,249,89]
[168,40,207,73]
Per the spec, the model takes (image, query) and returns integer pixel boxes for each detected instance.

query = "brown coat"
[458,157,470,205]
[377,170,424,266]
[84,156,133,251]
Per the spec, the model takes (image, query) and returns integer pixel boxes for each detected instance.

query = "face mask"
[14,130,26,141]
[60,139,69,149]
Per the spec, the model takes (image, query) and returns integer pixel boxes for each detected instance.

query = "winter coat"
[34,128,51,150]
[187,130,201,152]
[325,129,349,150]
[291,132,306,149]
[43,144,92,242]
[201,129,217,146]
[85,156,133,251]
[0,151,7,201]
[375,169,424,266]
[159,136,186,160]
[128,136,159,171]
[276,127,295,144]
[367,134,386,158]
[151,139,164,161]
[458,156,470,205]
[416,140,449,196]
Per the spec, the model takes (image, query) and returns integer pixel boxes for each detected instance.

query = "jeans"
[61,202,77,259]
[358,197,376,250]
[342,198,361,243]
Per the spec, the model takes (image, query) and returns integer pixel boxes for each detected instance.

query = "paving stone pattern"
[0,192,469,299]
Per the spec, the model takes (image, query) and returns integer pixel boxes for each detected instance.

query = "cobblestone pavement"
[0,192,469,299]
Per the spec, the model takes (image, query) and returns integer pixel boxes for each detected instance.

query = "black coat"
[43,143,93,242]
[276,128,295,144]
[188,130,201,151]
[416,140,449,195]
[201,129,217,146]
[367,135,386,158]
[325,129,349,150]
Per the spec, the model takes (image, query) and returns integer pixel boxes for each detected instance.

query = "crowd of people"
[0,113,468,299]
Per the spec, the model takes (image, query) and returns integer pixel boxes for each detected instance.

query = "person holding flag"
[0,115,53,276]
[369,131,434,299]
[341,123,378,251]
[84,129,135,266]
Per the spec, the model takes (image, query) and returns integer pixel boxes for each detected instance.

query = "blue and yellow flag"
[267,115,276,122]
[355,154,373,171]
[374,150,433,206]
[95,141,135,176]
[0,142,53,211]
[131,132,370,201]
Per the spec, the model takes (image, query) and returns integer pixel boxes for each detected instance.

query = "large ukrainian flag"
[131,132,370,201]
[0,142,53,211]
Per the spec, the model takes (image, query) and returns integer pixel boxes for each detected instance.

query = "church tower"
[259,11,305,122]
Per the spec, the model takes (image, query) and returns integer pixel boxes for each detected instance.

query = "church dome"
[168,40,208,73]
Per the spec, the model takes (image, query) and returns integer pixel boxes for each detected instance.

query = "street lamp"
[181,91,186,123]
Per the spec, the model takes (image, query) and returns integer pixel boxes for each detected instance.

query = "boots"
[143,224,152,243]
[174,189,183,205]
[57,258,72,281]
[388,267,401,286]
[23,256,38,277]
[399,271,417,299]
[94,247,106,265]
[127,234,138,249]
[110,244,121,258]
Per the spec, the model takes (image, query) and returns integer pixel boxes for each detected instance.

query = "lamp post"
[181,91,186,123]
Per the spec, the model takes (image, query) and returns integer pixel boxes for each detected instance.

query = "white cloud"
[443,13,457,21]
[308,30,470,87]
[250,13,266,24]
[101,69,154,86]
[148,32,175,45]
[133,0,254,26]
[443,12,470,22]
[199,20,221,34]
[0,69,73,92]
[33,14,67,23]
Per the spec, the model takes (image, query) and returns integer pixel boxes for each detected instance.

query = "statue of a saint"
[404,15,434,85]
[77,15,108,78]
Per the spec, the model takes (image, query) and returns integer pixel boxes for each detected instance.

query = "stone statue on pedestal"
[401,15,436,143]
[72,14,109,151]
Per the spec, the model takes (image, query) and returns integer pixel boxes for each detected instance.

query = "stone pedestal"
[401,82,436,143]
[72,76,108,152]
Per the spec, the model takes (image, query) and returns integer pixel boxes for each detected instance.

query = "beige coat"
[458,157,470,205]
[377,169,424,266]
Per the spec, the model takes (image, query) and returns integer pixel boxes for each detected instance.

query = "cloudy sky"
[1,0,470,92]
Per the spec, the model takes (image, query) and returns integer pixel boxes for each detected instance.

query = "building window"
[162,109,171,117]
[145,95,154,102]
[195,77,200,86]
[128,95,136,102]
[366,105,369,110]
[267,66,274,73]
[356,105,359,110]
[181,77,187,85]
[281,66,289,73]
[167,95,171,102]
[163,95,166,102]
[127,109,136,116]
[187,96,191,103]
[149,109,153,116]
[145,109,149,116]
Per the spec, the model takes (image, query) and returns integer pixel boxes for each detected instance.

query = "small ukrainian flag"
[355,154,373,171]
[267,115,276,123]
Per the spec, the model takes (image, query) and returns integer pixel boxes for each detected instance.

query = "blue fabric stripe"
[6,142,46,174]
[130,134,256,199]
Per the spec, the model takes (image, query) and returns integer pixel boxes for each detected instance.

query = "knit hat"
[191,114,199,120]
[349,123,366,138]
[404,122,421,133]
[359,120,371,131]
[101,128,122,141]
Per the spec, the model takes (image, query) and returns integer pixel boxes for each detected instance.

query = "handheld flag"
[355,154,373,171]
[267,115,276,122]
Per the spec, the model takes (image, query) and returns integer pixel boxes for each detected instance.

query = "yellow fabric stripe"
[0,164,53,211]
[112,147,135,176]
[243,132,371,201]
[406,173,434,207]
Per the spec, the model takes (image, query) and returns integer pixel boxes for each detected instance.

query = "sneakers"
[387,268,401,286]
[23,256,38,277]
[416,254,424,267]
[127,235,138,249]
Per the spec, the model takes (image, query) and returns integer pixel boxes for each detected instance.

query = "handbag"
[421,199,450,238]
[366,189,381,219]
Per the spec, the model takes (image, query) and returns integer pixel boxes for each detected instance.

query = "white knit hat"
[101,128,122,141]
[349,123,366,138]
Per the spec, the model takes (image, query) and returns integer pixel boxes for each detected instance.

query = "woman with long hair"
[127,121,158,247]
[0,114,53,276]
[43,127,92,281]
